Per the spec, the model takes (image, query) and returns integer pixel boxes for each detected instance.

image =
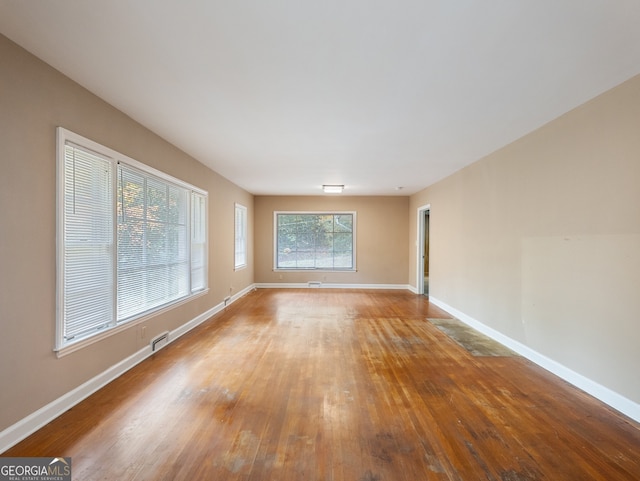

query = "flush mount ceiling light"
[322,184,344,193]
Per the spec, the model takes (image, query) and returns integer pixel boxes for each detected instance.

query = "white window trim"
[273,211,357,272]
[56,127,208,356]
[54,289,209,357]
[234,203,248,270]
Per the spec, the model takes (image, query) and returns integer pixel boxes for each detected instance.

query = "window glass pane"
[333,253,353,268]
[318,214,333,232]
[334,214,352,232]
[333,232,352,251]
[277,214,297,267]
[315,235,334,268]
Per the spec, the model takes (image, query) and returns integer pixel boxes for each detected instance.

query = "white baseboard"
[255,282,411,290]
[0,346,151,454]
[170,284,254,340]
[429,296,640,423]
[0,286,254,454]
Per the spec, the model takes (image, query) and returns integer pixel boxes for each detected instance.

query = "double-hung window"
[274,212,355,270]
[234,203,247,269]
[56,128,208,353]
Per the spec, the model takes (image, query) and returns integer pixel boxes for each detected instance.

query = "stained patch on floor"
[427,318,517,357]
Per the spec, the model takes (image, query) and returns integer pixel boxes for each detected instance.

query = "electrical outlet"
[141,326,146,339]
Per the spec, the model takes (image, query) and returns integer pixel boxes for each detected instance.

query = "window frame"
[234,203,248,270]
[56,127,208,356]
[273,211,356,272]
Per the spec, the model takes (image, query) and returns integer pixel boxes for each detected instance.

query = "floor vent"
[308,281,322,288]
[151,332,169,351]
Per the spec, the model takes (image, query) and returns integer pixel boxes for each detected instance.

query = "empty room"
[1,1,639,480]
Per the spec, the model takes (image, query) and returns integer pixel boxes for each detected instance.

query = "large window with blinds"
[56,128,208,353]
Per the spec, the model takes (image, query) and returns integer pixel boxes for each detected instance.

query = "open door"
[423,210,430,296]
[417,205,430,296]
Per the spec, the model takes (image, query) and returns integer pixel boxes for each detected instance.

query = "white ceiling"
[2,1,640,196]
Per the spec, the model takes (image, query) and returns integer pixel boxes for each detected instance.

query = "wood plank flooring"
[4,289,640,480]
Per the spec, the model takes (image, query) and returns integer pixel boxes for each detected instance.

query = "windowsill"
[55,288,209,358]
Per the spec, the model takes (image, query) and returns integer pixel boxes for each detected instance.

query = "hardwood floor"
[5,289,640,480]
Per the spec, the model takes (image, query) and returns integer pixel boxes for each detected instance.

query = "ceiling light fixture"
[322,184,344,193]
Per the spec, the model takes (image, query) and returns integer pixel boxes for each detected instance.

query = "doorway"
[417,205,430,296]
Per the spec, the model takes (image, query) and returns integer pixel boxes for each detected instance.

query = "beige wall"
[2,26,638,437]
[254,196,409,286]
[0,35,253,431]
[409,74,640,404]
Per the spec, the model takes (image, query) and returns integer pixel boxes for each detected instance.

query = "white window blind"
[61,143,115,341]
[234,203,247,269]
[57,128,208,352]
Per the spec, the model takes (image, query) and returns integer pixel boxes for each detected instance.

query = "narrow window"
[234,203,247,269]
[191,192,208,291]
